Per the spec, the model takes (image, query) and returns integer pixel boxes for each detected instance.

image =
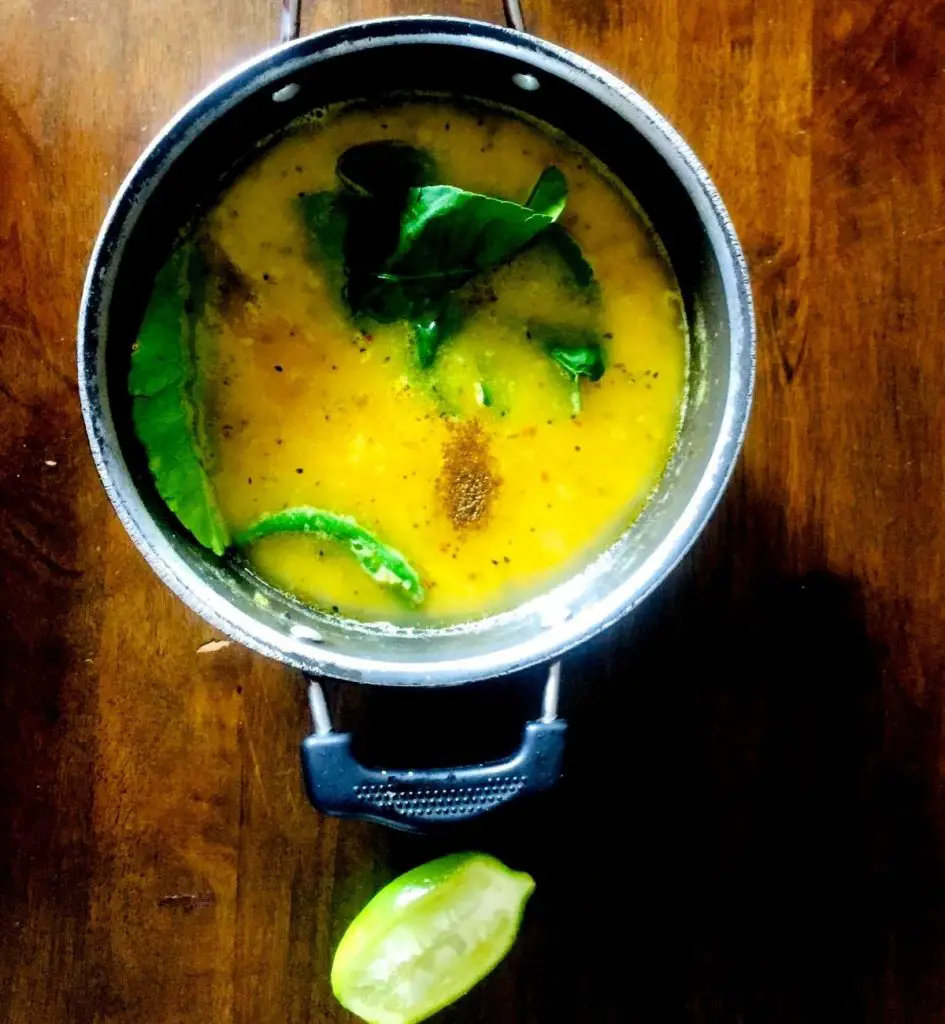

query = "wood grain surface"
[1,0,944,1021]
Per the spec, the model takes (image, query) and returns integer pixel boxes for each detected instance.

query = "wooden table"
[2,0,944,1020]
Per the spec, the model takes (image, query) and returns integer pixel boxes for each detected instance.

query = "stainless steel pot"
[78,15,754,828]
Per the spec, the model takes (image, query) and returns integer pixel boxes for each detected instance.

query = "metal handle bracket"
[300,662,566,831]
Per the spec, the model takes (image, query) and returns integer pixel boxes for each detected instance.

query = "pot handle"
[300,662,566,832]
[279,0,526,43]
[502,0,526,32]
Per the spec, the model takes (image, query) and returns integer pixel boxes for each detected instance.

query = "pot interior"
[81,18,753,685]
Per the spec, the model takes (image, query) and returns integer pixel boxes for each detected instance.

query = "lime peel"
[331,852,535,1024]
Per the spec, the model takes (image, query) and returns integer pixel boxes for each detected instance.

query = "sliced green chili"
[235,507,425,607]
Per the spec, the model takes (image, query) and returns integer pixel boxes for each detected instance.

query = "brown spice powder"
[438,420,500,528]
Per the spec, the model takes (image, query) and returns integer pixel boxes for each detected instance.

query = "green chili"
[235,507,425,607]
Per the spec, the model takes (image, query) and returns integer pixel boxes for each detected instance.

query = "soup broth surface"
[195,100,687,621]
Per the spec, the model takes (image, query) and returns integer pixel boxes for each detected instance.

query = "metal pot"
[78,15,754,829]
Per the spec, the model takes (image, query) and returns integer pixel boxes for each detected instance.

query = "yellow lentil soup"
[131,100,688,623]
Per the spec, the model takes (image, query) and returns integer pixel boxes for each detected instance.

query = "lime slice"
[331,852,535,1024]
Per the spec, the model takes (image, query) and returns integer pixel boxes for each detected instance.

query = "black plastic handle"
[300,664,566,831]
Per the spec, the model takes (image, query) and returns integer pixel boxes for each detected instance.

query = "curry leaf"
[543,225,596,289]
[300,191,401,312]
[476,381,494,408]
[525,167,595,289]
[298,155,582,371]
[413,319,442,369]
[412,298,465,369]
[530,322,606,416]
[526,166,568,218]
[299,191,348,268]
[546,342,605,381]
[129,243,231,555]
[336,142,437,282]
[347,272,446,324]
[384,176,566,282]
[337,141,436,199]
[529,322,606,381]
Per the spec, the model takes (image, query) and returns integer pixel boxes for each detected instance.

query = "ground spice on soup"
[438,420,499,528]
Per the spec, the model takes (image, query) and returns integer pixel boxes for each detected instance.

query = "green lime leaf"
[234,506,425,606]
[129,243,231,555]
[332,853,535,1024]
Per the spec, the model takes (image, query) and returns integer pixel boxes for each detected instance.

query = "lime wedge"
[331,852,535,1024]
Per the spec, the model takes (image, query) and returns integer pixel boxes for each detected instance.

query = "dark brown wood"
[1,0,944,1020]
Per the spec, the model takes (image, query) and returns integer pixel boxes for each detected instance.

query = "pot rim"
[78,15,755,685]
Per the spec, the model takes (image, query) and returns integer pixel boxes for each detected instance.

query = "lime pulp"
[331,852,535,1024]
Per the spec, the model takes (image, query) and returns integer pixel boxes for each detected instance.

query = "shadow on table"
[337,495,945,1023]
